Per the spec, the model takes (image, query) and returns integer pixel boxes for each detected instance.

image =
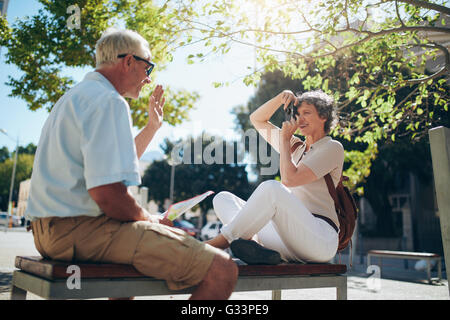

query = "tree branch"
[307,24,450,59]
[393,84,420,112]
[182,11,450,49]
[403,41,450,85]
[345,0,351,29]
[395,0,406,27]
[387,0,450,15]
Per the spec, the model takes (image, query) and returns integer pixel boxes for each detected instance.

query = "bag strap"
[292,140,344,211]
[324,173,342,213]
[290,140,305,166]
[290,140,304,154]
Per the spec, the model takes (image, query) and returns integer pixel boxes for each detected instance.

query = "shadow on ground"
[347,267,446,288]
[0,272,12,295]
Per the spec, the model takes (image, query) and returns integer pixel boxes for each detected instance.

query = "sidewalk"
[0,230,448,300]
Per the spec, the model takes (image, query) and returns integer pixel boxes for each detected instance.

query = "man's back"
[26,71,140,220]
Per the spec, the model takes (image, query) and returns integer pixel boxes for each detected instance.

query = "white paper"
[163,190,214,221]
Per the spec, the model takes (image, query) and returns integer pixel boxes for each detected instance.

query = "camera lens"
[284,105,293,121]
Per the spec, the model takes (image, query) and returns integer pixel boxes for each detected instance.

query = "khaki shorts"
[31,215,219,290]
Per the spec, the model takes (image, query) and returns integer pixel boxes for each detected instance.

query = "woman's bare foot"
[205,234,230,249]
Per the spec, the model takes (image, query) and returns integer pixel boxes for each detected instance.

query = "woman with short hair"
[206,89,344,265]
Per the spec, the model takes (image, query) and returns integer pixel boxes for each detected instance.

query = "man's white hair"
[95,28,151,68]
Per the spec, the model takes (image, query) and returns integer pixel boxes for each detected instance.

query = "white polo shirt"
[289,136,345,228]
[26,71,141,220]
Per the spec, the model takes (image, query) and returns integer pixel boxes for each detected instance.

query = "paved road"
[0,229,448,300]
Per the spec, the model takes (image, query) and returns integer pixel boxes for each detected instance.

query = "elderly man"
[25,29,237,300]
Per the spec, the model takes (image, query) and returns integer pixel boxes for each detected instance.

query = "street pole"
[429,126,450,296]
[6,137,18,231]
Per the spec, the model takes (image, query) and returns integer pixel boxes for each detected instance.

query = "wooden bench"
[10,256,347,300]
[367,250,442,283]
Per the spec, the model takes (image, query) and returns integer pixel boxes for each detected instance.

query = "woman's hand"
[148,85,165,130]
[279,90,298,110]
[281,117,300,141]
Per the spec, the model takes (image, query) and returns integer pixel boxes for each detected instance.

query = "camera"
[283,102,298,121]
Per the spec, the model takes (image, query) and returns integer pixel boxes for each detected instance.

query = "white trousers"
[213,180,338,263]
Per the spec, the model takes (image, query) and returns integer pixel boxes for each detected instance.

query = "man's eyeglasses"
[117,54,155,76]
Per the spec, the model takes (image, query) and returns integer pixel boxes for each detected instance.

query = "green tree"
[235,63,448,189]
[0,153,35,211]
[231,70,301,183]
[142,135,252,213]
[176,0,449,185]
[0,0,200,128]
[18,143,37,156]
[0,146,9,163]
[232,68,447,235]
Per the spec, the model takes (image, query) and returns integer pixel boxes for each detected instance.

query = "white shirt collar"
[310,136,331,150]
[83,71,118,93]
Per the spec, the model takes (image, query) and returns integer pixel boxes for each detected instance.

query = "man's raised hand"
[148,84,165,129]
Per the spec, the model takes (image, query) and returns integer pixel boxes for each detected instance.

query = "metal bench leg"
[437,259,442,282]
[271,290,281,300]
[426,259,432,284]
[10,285,27,300]
[336,276,347,300]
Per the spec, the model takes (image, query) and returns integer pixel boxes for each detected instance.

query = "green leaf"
[322,78,329,91]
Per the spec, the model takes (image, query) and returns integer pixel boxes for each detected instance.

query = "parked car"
[0,213,23,227]
[200,221,223,241]
[173,219,200,238]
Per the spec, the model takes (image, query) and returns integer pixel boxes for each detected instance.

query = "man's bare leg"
[189,251,238,300]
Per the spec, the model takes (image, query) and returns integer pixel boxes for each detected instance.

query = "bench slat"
[367,250,440,258]
[238,263,346,276]
[15,256,346,280]
[15,256,143,280]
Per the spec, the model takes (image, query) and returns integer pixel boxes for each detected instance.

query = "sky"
[0,0,257,158]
